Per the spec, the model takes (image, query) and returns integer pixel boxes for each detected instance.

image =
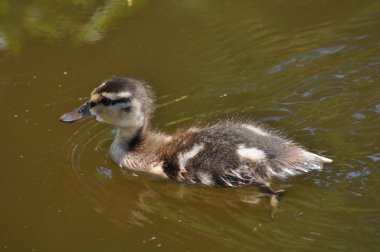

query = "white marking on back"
[243,124,269,136]
[178,144,204,172]
[237,145,266,161]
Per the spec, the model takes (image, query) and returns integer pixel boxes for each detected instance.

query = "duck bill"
[59,103,95,123]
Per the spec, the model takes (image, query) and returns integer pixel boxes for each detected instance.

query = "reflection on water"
[1,0,380,251]
[0,0,147,53]
[268,44,346,74]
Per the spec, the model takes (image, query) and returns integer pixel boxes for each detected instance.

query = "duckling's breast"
[110,130,171,176]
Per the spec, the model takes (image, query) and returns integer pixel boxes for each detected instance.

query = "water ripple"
[268,44,346,74]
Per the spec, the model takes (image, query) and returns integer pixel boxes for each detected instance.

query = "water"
[1,0,380,251]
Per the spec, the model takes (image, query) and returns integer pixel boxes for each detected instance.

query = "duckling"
[60,77,332,204]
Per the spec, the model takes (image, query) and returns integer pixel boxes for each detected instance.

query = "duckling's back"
[159,122,332,187]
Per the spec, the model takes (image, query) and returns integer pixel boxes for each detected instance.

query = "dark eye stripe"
[97,97,131,106]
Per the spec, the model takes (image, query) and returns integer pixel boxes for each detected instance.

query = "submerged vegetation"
[0,0,146,53]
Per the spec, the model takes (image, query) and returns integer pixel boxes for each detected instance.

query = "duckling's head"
[60,77,154,128]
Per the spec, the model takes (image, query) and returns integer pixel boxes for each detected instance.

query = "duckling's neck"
[109,125,170,172]
[116,126,144,150]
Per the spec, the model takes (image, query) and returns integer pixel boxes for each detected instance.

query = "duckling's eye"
[100,98,112,106]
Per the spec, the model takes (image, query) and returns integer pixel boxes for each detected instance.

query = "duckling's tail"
[303,150,333,163]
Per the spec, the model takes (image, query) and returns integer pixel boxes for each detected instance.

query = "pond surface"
[1,0,380,251]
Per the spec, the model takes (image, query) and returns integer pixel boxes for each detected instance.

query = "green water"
[1,0,380,251]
